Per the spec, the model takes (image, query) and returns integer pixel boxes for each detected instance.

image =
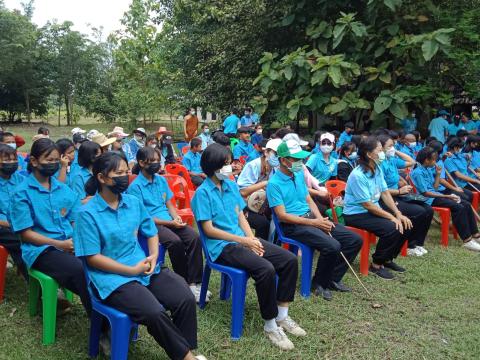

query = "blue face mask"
[347,152,358,161]
[267,154,279,168]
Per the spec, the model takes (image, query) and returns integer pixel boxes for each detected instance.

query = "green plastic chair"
[230,138,239,151]
[28,268,74,345]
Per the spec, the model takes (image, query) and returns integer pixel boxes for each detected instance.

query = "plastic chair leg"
[400,241,408,257]
[299,248,313,298]
[230,275,247,340]
[359,234,371,276]
[220,273,231,301]
[88,310,103,357]
[110,317,133,360]
[40,279,59,345]
[440,211,450,247]
[199,265,211,309]
[0,246,8,303]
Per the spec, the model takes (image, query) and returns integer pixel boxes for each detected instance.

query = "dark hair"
[452,114,461,127]
[85,152,128,196]
[212,131,230,147]
[78,141,101,168]
[56,138,74,155]
[345,122,354,129]
[332,130,340,138]
[190,137,202,148]
[146,134,157,144]
[37,127,49,135]
[313,131,322,144]
[457,129,468,138]
[254,124,262,129]
[357,136,380,174]
[446,137,463,151]
[351,134,362,147]
[339,141,355,158]
[373,128,389,137]
[132,146,161,174]
[0,132,14,143]
[425,136,437,146]
[201,143,231,177]
[428,140,443,155]
[388,130,399,140]
[377,134,392,147]
[201,124,209,129]
[274,127,293,139]
[416,146,436,165]
[411,130,421,142]
[27,138,58,172]
[464,135,480,153]
[0,143,17,159]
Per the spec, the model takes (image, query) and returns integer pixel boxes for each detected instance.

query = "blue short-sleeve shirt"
[428,117,449,143]
[223,114,240,134]
[74,193,159,300]
[237,158,273,189]
[447,123,466,136]
[444,153,469,188]
[471,151,480,170]
[464,120,477,132]
[380,156,406,190]
[127,172,173,221]
[182,151,203,174]
[233,141,259,162]
[70,167,92,199]
[240,115,253,127]
[192,178,246,261]
[267,170,309,216]
[306,154,338,184]
[9,174,80,268]
[17,154,27,172]
[410,165,445,206]
[343,166,388,215]
[337,131,352,148]
[0,172,25,223]
[251,133,263,146]
[401,117,417,133]
[199,133,213,150]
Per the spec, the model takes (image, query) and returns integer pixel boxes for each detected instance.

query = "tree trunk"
[65,94,71,126]
[58,102,61,126]
[24,89,31,124]
[143,113,147,127]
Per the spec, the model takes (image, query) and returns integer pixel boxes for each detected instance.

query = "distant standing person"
[428,110,450,143]
[401,112,417,133]
[223,108,241,137]
[240,107,259,129]
[199,124,213,150]
[37,127,50,137]
[184,107,199,142]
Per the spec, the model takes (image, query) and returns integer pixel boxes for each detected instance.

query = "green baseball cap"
[277,140,311,159]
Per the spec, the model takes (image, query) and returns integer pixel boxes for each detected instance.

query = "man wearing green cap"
[267,140,362,301]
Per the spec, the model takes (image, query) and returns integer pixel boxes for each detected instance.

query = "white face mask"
[320,144,334,154]
[409,142,417,149]
[149,144,157,148]
[215,164,233,181]
[7,143,17,150]
[190,110,196,115]
[386,147,396,158]
[256,129,263,134]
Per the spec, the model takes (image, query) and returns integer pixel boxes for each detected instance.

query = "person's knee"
[257,262,276,282]
[324,239,341,255]
[350,233,363,250]
[167,234,183,249]
[144,304,169,323]
[283,250,298,269]
[424,206,434,219]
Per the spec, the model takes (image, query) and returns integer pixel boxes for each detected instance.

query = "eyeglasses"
[321,140,333,146]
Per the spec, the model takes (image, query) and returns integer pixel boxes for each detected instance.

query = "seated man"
[233,127,259,163]
[267,140,362,301]
[182,138,206,186]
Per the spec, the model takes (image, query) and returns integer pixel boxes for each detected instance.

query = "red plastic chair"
[165,164,196,192]
[325,180,346,198]
[128,174,137,185]
[182,146,190,155]
[239,156,247,165]
[0,245,8,303]
[162,174,195,226]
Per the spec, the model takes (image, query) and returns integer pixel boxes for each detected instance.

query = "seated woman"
[306,132,338,185]
[55,138,76,185]
[463,135,480,175]
[74,152,205,360]
[337,141,357,182]
[9,138,91,313]
[71,141,101,203]
[128,147,206,302]
[192,143,305,351]
[0,144,27,279]
[411,147,480,252]
[343,136,413,280]
[378,135,433,256]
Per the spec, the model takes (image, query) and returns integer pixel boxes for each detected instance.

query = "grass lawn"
[1,225,480,360]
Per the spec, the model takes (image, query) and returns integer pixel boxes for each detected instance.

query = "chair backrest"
[128,174,138,185]
[163,174,192,208]
[230,138,239,151]
[195,220,214,265]
[239,155,247,165]
[325,180,346,198]
[182,146,190,155]
[271,210,287,240]
[165,163,195,191]
[176,142,189,154]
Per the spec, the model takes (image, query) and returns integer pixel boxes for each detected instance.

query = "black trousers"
[215,239,298,320]
[432,196,478,240]
[381,198,434,248]
[245,210,270,240]
[190,175,204,187]
[344,212,410,265]
[282,223,362,288]
[0,227,27,279]
[156,225,203,284]
[103,269,197,360]
[446,187,473,203]
[32,247,91,315]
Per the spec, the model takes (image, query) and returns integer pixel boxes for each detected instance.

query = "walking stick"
[444,169,480,222]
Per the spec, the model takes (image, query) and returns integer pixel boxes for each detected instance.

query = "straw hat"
[108,126,129,138]
[92,133,116,148]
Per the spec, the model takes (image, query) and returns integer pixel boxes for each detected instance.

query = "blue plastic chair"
[196,222,248,340]
[176,142,189,154]
[138,235,166,266]
[272,211,314,298]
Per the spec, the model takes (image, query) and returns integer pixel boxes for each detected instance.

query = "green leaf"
[351,22,367,37]
[333,24,347,39]
[379,72,392,84]
[389,102,408,119]
[421,40,439,61]
[327,66,342,86]
[384,0,402,11]
[282,14,295,26]
[374,96,392,114]
[435,33,450,46]
[302,97,313,106]
[324,100,347,114]
[387,24,400,36]
[332,31,346,49]
[286,98,300,109]
[311,69,328,86]
[284,66,293,81]
[288,103,300,119]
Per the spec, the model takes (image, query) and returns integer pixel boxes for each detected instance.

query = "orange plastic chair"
[325,180,346,198]
[165,164,196,192]
[239,155,247,165]
[0,245,8,303]
[162,174,195,226]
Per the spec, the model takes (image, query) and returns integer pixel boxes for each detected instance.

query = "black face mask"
[107,175,129,194]
[146,162,161,175]
[38,162,60,177]
[0,162,18,176]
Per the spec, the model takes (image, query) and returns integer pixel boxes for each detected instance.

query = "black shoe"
[329,281,352,292]
[369,266,395,280]
[384,261,406,273]
[313,285,333,301]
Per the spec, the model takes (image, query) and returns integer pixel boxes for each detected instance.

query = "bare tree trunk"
[143,113,147,127]
[58,102,61,126]
[24,89,31,124]
[65,94,71,126]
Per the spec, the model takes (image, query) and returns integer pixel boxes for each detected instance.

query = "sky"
[4,0,132,37]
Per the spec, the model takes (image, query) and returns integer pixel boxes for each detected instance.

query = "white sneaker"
[276,316,306,337]
[195,355,207,360]
[416,246,428,255]
[196,283,212,298]
[191,286,210,303]
[407,248,423,257]
[265,327,294,350]
[464,240,480,252]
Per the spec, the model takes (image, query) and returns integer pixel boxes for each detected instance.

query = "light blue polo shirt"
[233,141,258,162]
[401,117,417,133]
[192,178,246,261]
[380,156,406,190]
[428,116,449,143]
[267,170,310,216]
[199,133,213,150]
[252,113,260,125]
[464,120,477,132]
[74,193,159,300]
[240,115,253,127]
[17,154,27,172]
[343,166,388,215]
[237,157,272,189]
[9,174,80,268]
[127,172,173,221]
[444,153,469,188]
[71,166,92,199]
[223,114,240,134]
[471,151,480,169]
[305,153,338,184]
[182,150,203,174]
[410,165,445,206]
[396,143,415,158]
[447,123,465,136]
[0,172,25,223]
[337,131,352,148]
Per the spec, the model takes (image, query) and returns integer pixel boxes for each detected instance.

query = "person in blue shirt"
[401,112,418,133]
[9,138,91,314]
[240,106,255,128]
[337,142,357,182]
[75,151,203,360]
[222,108,240,137]
[444,137,480,194]
[0,144,27,279]
[71,141,101,203]
[268,140,362,300]
[198,124,213,150]
[337,122,354,149]
[306,132,338,185]
[0,131,27,172]
[343,136,413,280]
[129,146,206,302]
[412,147,480,251]
[55,138,76,185]
[464,135,480,174]
[123,128,146,163]
[428,110,450,143]
[378,134,433,256]
[232,127,259,162]
[395,133,417,158]
[182,138,206,186]
[71,132,87,175]
[460,112,477,135]
[192,143,305,351]
[447,114,466,136]
[251,124,264,147]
